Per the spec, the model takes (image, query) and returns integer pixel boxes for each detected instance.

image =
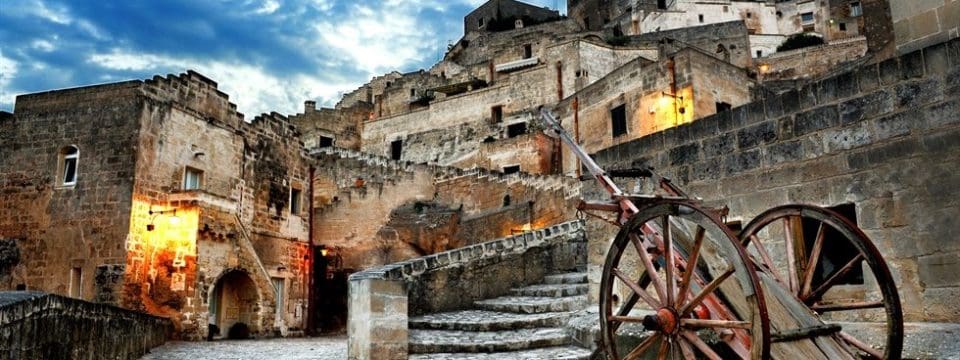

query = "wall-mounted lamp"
[319,245,330,257]
[147,207,180,231]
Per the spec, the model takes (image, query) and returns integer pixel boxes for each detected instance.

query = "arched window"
[59,146,79,186]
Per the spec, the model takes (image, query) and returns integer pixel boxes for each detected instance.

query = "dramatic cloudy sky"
[0,0,566,116]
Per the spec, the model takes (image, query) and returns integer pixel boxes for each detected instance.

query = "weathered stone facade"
[586,38,960,325]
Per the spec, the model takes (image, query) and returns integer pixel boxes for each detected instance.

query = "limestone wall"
[589,38,960,322]
[0,81,143,304]
[891,0,959,54]
[757,36,869,81]
[0,291,171,359]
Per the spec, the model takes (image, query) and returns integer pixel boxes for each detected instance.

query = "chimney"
[305,100,317,113]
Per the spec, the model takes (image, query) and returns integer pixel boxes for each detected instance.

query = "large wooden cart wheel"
[600,200,771,360]
[740,205,903,359]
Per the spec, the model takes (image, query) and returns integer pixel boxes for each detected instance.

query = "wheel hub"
[643,308,680,334]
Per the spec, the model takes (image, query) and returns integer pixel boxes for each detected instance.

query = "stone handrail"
[347,219,586,360]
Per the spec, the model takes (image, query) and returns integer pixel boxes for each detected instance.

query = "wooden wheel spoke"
[676,226,705,309]
[608,315,647,323]
[623,334,661,360]
[801,222,826,297]
[749,234,787,286]
[680,318,752,329]
[783,217,799,293]
[811,301,884,312]
[663,215,676,307]
[680,266,735,317]
[804,253,865,302]
[678,338,697,360]
[839,331,883,359]
[681,330,723,360]
[656,336,670,360]
[613,267,662,309]
[630,232,667,303]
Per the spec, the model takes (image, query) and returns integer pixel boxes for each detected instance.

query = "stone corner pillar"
[347,276,408,360]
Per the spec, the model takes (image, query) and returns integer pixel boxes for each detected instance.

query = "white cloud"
[254,0,281,15]
[86,49,355,116]
[0,53,20,108]
[31,39,55,52]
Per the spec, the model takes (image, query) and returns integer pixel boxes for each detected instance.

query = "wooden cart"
[539,109,903,360]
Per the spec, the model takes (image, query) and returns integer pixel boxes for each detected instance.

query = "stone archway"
[209,270,260,339]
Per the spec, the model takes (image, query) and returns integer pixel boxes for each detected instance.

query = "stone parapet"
[347,220,586,360]
[0,291,172,359]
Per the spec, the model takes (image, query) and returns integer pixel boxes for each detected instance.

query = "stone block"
[777,115,795,141]
[764,94,784,119]
[668,143,700,166]
[873,110,916,141]
[701,132,736,159]
[900,49,926,79]
[817,76,840,104]
[855,64,881,92]
[878,57,902,86]
[918,252,960,288]
[846,137,922,169]
[744,101,766,127]
[722,149,761,176]
[835,72,858,100]
[839,90,895,125]
[794,105,839,136]
[780,90,801,115]
[736,121,777,150]
[719,106,747,132]
[923,43,950,75]
[919,97,960,130]
[763,140,804,166]
[797,82,819,110]
[922,127,960,153]
[895,78,944,109]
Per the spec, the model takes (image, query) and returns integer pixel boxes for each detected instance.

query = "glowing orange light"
[320,248,329,257]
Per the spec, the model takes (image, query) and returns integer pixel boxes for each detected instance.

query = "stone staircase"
[408,272,593,359]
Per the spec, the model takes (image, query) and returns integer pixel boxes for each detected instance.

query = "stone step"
[408,345,593,360]
[408,328,571,354]
[474,295,588,314]
[510,283,589,297]
[543,273,588,285]
[409,310,571,331]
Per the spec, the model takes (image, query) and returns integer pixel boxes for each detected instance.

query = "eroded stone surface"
[140,337,347,360]
[408,345,593,360]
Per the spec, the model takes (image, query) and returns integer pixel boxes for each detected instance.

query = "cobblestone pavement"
[141,336,347,360]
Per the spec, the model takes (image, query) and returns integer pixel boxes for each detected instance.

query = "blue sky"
[0,0,566,116]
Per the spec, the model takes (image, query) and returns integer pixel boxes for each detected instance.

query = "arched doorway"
[209,270,260,339]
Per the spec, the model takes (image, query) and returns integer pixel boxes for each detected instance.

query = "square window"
[839,22,847,31]
[507,122,527,138]
[290,188,302,215]
[800,12,815,24]
[502,165,520,174]
[319,136,333,148]
[184,167,203,190]
[850,2,862,17]
[610,104,627,137]
[756,50,763,57]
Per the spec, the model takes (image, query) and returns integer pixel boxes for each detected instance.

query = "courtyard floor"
[140,336,347,360]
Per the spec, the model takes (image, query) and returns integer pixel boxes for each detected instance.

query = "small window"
[756,50,763,57]
[850,2,862,17]
[319,136,333,148]
[610,104,627,137]
[391,139,403,160]
[800,12,815,24]
[839,22,847,31]
[698,14,704,23]
[290,188,302,215]
[59,146,79,186]
[507,122,528,138]
[491,105,503,123]
[503,165,521,175]
[184,167,203,190]
[716,102,732,113]
[746,12,752,19]
[410,88,416,97]
[70,267,82,298]
[657,0,667,10]
[776,11,783,19]
[478,17,485,28]
[523,44,533,59]
[502,194,511,207]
